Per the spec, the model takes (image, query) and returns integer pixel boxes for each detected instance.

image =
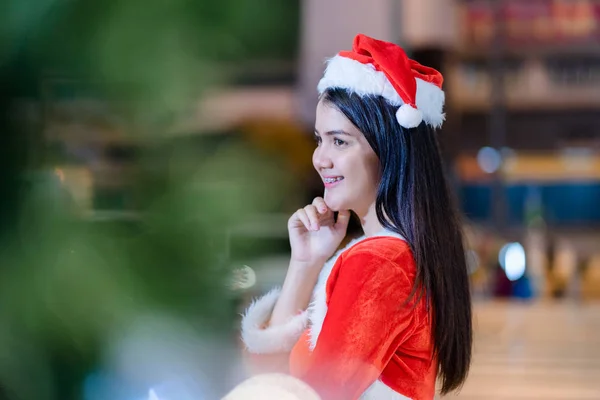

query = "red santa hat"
[317,34,445,129]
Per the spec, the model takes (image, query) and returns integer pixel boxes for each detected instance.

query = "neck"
[357,202,384,236]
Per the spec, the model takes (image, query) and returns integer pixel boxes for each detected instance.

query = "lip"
[323,176,344,189]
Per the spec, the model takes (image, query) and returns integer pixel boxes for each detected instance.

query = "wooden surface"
[449,300,600,399]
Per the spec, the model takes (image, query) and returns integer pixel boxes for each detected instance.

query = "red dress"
[241,232,437,400]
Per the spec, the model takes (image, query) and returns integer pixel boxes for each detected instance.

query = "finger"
[312,197,335,224]
[293,208,311,231]
[312,197,329,214]
[318,213,335,226]
[304,205,321,231]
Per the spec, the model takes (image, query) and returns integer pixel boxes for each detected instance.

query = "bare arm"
[269,260,324,326]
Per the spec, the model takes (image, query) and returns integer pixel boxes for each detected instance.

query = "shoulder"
[335,235,416,286]
[345,235,412,262]
[325,235,417,305]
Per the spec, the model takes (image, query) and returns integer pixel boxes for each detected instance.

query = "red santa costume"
[240,34,446,400]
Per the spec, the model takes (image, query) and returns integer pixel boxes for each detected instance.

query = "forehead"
[315,101,362,137]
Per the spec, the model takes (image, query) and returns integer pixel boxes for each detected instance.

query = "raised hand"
[287,197,351,267]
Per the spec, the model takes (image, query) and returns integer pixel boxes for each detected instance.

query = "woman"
[241,34,472,400]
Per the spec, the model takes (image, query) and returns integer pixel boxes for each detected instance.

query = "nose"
[313,145,333,171]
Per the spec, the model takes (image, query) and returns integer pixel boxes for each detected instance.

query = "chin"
[323,193,346,213]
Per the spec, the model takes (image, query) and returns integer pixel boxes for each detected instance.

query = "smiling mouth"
[323,176,344,186]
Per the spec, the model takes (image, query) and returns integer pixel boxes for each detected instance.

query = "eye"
[333,138,347,147]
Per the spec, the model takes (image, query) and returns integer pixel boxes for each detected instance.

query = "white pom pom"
[395,104,423,129]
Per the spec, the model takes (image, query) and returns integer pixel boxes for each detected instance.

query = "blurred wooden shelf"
[451,96,600,113]
[456,42,600,61]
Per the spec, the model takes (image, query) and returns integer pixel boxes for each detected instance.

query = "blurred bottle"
[524,185,547,298]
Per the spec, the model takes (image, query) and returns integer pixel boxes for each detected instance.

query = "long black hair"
[321,88,472,395]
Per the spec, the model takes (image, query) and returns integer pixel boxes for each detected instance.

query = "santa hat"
[317,34,445,129]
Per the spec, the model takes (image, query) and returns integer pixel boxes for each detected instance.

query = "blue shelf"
[460,181,600,225]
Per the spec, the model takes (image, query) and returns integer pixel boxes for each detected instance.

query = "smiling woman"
[240,34,472,400]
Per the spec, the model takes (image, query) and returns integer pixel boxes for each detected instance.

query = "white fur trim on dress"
[317,55,445,129]
[241,288,309,354]
[361,380,412,400]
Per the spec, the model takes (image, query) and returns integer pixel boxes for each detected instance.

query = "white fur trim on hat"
[241,288,309,354]
[395,104,423,129]
[317,55,445,129]
[317,56,403,106]
[416,77,445,129]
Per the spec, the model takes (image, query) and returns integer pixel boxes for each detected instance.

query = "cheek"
[369,163,381,188]
[359,155,380,189]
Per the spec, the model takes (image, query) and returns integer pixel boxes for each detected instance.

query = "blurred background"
[1,0,599,399]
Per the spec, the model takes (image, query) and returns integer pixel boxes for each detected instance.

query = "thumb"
[334,210,351,233]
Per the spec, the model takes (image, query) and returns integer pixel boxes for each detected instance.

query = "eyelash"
[313,135,347,147]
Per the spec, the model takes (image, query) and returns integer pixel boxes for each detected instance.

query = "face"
[313,100,380,215]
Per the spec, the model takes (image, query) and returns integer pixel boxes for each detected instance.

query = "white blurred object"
[222,374,321,400]
[499,242,527,281]
[477,146,502,174]
[229,265,257,291]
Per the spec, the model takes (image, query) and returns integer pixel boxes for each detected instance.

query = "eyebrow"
[314,129,352,136]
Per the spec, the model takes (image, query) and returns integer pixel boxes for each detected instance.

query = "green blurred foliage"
[1,0,299,116]
[0,0,302,399]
